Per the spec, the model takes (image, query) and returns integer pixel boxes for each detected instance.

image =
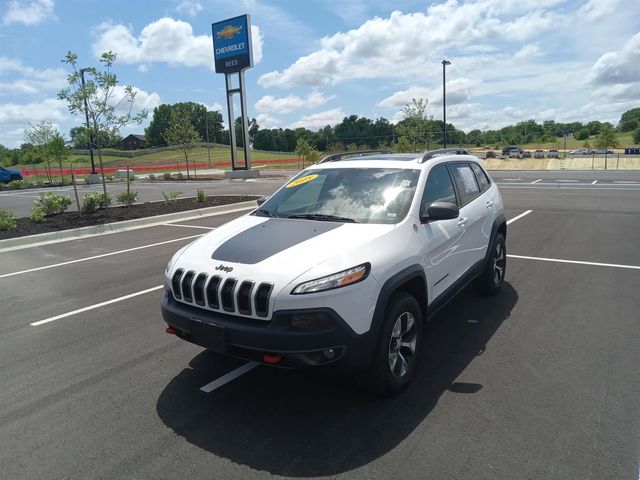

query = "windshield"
[257,167,420,224]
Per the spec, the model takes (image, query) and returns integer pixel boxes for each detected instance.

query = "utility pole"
[442,59,451,148]
[79,68,96,174]
[205,111,211,167]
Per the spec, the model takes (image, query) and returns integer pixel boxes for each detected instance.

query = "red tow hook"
[165,326,177,335]
[263,353,282,364]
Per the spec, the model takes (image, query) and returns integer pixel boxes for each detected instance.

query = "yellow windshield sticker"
[286,174,318,188]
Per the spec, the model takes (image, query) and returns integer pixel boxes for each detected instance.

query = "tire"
[358,292,423,395]
[10,175,20,181]
[474,232,506,295]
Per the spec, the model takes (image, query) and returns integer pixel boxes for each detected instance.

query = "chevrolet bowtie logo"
[217,25,242,40]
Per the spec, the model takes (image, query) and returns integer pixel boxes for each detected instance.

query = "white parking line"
[557,179,579,182]
[0,234,203,279]
[531,179,542,184]
[162,223,216,230]
[613,180,639,184]
[200,362,258,393]
[508,254,640,270]
[592,180,598,184]
[506,210,533,225]
[30,285,163,326]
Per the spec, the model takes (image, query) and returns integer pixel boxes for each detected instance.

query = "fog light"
[290,312,333,330]
[323,349,336,360]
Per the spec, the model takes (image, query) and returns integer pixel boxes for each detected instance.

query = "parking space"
[1,176,639,479]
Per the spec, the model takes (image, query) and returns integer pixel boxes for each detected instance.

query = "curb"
[0,200,258,253]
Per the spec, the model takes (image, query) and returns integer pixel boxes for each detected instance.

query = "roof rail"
[318,149,393,163]
[418,148,469,163]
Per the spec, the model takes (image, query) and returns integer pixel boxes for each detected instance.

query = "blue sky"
[0,0,639,147]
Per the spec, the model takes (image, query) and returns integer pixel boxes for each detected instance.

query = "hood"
[172,213,396,291]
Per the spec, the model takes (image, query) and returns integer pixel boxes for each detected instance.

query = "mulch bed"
[0,195,257,241]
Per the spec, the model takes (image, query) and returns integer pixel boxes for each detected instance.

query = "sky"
[0,0,639,147]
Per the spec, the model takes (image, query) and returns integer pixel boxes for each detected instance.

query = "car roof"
[308,153,482,171]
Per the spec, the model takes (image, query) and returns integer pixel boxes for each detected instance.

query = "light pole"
[442,59,451,148]
[205,111,211,167]
[79,68,96,174]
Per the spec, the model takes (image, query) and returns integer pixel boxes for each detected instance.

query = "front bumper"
[161,291,378,371]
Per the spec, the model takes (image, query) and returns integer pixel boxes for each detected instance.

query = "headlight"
[291,263,370,295]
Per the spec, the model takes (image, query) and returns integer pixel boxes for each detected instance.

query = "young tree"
[396,98,434,151]
[163,109,201,179]
[595,124,619,149]
[295,137,312,166]
[24,120,55,182]
[58,51,147,195]
[46,133,70,183]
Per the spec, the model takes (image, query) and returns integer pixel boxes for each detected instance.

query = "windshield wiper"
[287,213,357,223]
[254,208,280,218]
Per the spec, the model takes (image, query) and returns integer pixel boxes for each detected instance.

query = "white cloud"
[589,32,640,87]
[256,113,280,128]
[2,0,55,26]
[92,17,263,68]
[377,78,479,109]
[578,0,622,20]
[108,85,161,114]
[290,107,345,130]
[258,2,561,88]
[513,43,541,60]
[255,91,334,113]
[175,1,202,17]
[0,98,66,124]
[0,56,67,96]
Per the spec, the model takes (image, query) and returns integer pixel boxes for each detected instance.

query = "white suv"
[161,149,507,394]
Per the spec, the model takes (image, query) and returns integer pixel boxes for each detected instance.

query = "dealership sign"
[212,15,253,74]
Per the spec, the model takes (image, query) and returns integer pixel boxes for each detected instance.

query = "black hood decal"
[211,218,342,264]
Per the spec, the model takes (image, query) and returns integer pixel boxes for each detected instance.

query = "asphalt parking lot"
[1,172,639,479]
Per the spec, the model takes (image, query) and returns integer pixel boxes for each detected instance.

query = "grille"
[255,283,273,318]
[193,273,208,306]
[221,278,237,312]
[206,275,221,309]
[237,281,255,315]
[171,269,184,299]
[181,271,195,302]
[173,270,273,318]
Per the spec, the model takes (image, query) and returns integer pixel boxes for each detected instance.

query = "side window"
[470,162,491,192]
[421,164,457,215]
[449,163,481,206]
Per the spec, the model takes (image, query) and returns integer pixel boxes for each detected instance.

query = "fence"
[71,143,297,158]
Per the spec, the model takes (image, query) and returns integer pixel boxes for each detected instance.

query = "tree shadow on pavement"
[156,282,518,477]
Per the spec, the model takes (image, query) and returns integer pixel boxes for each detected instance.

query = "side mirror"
[257,195,268,206]
[421,201,459,222]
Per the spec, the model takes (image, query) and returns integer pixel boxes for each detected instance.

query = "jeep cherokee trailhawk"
[161,149,507,394]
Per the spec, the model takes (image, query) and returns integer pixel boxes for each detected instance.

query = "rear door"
[448,162,487,269]
[418,163,462,300]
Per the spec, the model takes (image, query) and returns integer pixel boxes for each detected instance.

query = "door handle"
[457,217,468,226]
[485,201,493,208]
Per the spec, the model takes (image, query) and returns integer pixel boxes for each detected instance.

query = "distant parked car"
[534,150,545,159]
[509,150,522,159]
[548,149,559,158]
[522,151,532,158]
[502,146,522,156]
[570,148,591,155]
[484,150,496,159]
[0,166,22,183]
[592,149,614,154]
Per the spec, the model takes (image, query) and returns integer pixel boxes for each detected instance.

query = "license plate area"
[190,318,227,351]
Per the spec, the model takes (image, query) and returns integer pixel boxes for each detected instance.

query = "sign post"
[212,14,255,175]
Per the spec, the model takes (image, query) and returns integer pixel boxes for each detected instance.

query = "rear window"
[449,163,481,205]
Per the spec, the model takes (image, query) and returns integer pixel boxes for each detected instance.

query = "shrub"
[176,172,184,181]
[9,179,24,189]
[117,191,138,207]
[97,193,112,208]
[147,174,156,181]
[195,188,206,203]
[106,175,113,182]
[34,192,72,216]
[81,193,100,213]
[0,208,17,231]
[30,205,46,223]
[162,191,182,205]
[163,172,172,181]
[36,179,44,188]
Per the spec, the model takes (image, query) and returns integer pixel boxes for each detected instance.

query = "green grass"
[22,145,298,170]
